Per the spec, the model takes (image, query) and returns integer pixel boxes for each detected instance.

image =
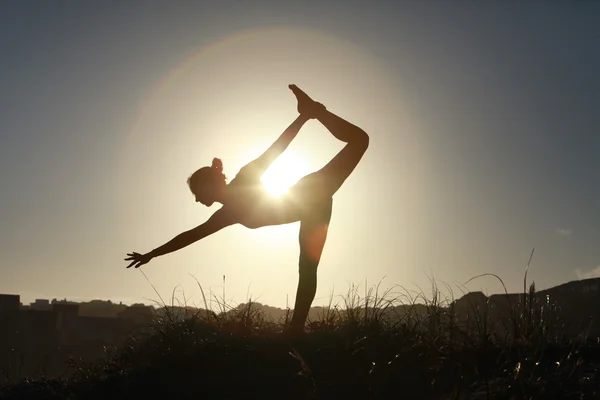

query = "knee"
[298,258,318,277]
[361,133,369,152]
[354,128,369,151]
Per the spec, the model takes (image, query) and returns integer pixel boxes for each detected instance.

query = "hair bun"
[211,157,223,172]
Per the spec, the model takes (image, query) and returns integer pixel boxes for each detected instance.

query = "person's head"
[187,158,227,207]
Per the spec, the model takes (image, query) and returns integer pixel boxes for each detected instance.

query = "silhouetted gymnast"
[125,85,369,333]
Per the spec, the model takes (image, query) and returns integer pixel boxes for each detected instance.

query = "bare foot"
[289,84,325,118]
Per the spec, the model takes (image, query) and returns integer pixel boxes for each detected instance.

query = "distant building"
[0,294,20,311]
[53,302,80,316]
[118,305,155,324]
[31,299,51,311]
[53,303,80,343]
[51,298,77,305]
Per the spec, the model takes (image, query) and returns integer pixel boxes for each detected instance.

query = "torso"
[222,164,301,229]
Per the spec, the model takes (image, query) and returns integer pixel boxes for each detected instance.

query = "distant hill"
[13,277,600,336]
[217,278,600,337]
[452,277,600,338]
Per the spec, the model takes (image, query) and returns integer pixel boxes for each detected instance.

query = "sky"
[1,1,599,308]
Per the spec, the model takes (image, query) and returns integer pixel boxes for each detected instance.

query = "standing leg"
[290,198,333,333]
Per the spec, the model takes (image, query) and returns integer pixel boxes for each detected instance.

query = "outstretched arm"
[149,208,236,257]
[243,114,310,176]
[125,208,237,268]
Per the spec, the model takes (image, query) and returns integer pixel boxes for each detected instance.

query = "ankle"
[308,102,327,119]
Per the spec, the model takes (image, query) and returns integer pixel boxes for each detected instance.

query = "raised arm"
[125,207,237,269]
[243,114,310,176]
[242,85,326,176]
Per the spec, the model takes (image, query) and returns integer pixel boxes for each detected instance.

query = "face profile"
[187,158,227,207]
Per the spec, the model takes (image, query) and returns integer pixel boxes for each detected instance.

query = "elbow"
[187,228,204,244]
[174,230,198,249]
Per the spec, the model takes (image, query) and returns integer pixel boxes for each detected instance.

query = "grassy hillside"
[1,281,599,399]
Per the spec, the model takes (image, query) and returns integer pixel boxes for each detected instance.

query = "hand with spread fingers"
[125,252,153,269]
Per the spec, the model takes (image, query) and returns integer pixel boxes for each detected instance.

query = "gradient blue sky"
[1,1,599,307]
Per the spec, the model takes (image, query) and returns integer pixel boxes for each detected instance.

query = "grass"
[1,271,599,399]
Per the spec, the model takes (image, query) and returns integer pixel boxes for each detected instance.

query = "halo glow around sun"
[260,153,308,197]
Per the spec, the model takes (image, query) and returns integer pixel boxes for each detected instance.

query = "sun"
[260,153,309,196]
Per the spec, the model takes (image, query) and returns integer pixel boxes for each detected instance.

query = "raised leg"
[289,84,369,199]
[289,198,333,333]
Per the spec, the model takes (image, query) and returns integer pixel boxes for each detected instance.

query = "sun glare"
[261,153,308,196]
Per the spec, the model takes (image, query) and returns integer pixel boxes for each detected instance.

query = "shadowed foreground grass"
[1,279,599,399]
